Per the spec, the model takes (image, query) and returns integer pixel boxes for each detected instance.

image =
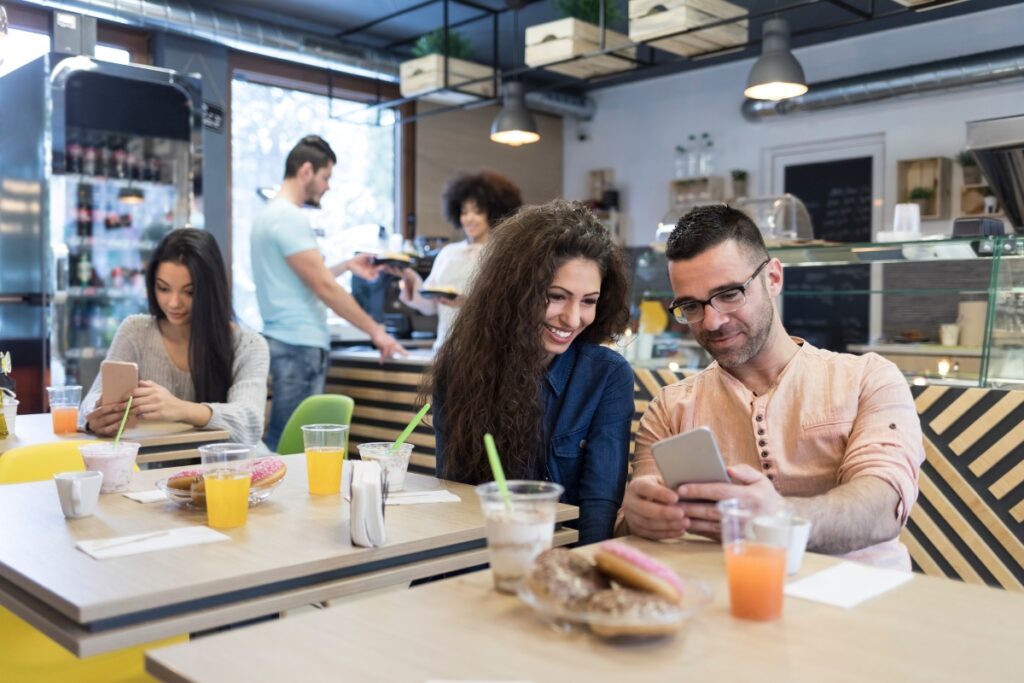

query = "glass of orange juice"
[46,385,82,434]
[301,424,347,495]
[200,444,253,529]
[718,498,793,621]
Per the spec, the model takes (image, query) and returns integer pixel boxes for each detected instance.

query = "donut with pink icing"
[167,456,287,496]
[593,541,684,604]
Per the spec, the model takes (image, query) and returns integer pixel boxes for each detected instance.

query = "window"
[0,26,131,78]
[231,78,397,332]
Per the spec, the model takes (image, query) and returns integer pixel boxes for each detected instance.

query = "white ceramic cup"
[54,471,103,518]
[753,512,811,575]
[785,517,813,575]
[940,323,960,347]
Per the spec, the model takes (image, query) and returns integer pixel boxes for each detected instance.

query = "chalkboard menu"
[783,157,872,352]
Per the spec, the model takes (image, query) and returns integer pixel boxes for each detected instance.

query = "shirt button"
[755,415,763,422]
[762,462,770,469]
[758,439,767,447]
[889,424,896,430]
[579,439,587,449]
[757,429,765,436]
[767,474,775,481]
[760,450,769,458]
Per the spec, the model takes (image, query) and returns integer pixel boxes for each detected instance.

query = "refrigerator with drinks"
[0,53,200,411]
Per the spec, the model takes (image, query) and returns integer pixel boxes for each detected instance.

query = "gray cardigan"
[80,314,270,446]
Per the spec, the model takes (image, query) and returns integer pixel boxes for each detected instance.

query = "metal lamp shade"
[744,18,808,101]
[490,82,540,146]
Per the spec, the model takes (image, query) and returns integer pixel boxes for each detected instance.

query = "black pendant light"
[490,3,539,146]
[744,18,808,101]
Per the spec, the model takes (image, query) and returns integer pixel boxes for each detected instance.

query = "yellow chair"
[0,440,184,682]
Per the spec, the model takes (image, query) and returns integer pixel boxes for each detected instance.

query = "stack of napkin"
[350,460,386,548]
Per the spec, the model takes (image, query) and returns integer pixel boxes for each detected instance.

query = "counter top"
[329,347,434,366]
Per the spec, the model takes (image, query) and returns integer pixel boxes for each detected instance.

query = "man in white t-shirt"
[251,135,406,451]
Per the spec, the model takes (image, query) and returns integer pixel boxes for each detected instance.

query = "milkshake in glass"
[475,480,564,593]
[79,441,140,493]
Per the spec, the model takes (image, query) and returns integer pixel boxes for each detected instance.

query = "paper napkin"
[784,561,914,608]
[385,490,461,505]
[350,460,386,548]
[122,490,168,504]
[77,526,229,560]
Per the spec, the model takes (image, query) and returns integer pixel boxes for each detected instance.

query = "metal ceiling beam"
[825,0,873,20]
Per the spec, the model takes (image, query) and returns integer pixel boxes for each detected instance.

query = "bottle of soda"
[112,137,128,179]
[76,184,93,237]
[66,138,83,174]
[82,137,98,176]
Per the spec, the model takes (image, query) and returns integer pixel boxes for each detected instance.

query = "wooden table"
[147,537,1024,683]
[0,413,231,465]
[0,459,579,657]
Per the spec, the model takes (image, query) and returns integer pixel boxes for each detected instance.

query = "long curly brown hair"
[425,199,631,484]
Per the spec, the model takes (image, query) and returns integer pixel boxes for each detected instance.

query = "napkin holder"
[350,460,386,547]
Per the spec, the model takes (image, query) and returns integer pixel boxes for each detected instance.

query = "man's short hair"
[283,135,337,178]
[666,204,769,263]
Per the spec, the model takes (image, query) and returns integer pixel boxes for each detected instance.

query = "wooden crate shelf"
[525,18,636,79]
[896,157,952,220]
[629,0,748,58]
[399,54,495,104]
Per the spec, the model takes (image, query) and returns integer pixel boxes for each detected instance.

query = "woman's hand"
[130,380,190,423]
[85,398,131,436]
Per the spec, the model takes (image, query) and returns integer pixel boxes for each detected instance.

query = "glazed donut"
[526,548,610,609]
[593,541,685,604]
[586,589,684,638]
[167,456,287,504]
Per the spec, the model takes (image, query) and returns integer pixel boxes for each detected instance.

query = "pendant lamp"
[490,81,539,146]
[744,18,808,101]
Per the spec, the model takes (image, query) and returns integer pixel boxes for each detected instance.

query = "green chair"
[275,394,355,455]
[0,441,184,682]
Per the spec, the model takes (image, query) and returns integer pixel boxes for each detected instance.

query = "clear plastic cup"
[718,498,793,621]
[0,397,18,436]
[475,480,564,594]
[79,441,140,493]
[301,424,348,495]
[47,385,82,434]
[200,443,253,529]
[357,442,413,492]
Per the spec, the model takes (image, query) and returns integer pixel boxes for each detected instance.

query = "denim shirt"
[434,341,634,546]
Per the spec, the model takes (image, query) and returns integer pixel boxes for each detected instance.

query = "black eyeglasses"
[668,259,771,324]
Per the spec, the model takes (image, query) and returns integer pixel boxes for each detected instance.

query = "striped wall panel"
[327,358,1024,590]
[905,385,1024,591]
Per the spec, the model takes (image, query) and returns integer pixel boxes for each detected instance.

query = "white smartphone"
[651,426,730,492]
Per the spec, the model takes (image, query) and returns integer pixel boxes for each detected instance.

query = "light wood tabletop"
[0,413,231,464]
[0,458,579,657]
[147,537,1024,683]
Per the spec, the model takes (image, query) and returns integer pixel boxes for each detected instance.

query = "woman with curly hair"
[399,169,522,350]
[428,199,634,544]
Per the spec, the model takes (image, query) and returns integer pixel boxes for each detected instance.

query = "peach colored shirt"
[633,340,925,571]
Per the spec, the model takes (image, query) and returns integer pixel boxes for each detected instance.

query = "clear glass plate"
[517,578,712,640]
[155,476,283,510]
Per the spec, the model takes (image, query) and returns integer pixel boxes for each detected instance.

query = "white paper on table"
[784,561,913,608]
[385,490,461,505]
[77,526,229,560]
[122,490,167,504]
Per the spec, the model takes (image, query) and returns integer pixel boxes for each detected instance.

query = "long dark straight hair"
[145,229,234,404]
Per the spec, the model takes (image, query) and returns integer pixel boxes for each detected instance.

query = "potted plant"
[908,186,935,214]
[524,0,635,79]
[730,169,748,198]
[956,150,982,185]
[399,28,494,102]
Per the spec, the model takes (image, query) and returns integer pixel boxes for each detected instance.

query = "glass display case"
[628,236,1024,388]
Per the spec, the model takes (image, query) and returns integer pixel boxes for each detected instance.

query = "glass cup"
[302,424,348,495]
[357,442,413,492]
[79,441,140,493]
[0,397,18,436]
[475,480,564,594]
[718,498,793,621]
[47,385,82,434]
[200,443,253,529]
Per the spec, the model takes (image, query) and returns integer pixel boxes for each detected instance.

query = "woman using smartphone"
[428,199,634,544]
[82,229,269,445]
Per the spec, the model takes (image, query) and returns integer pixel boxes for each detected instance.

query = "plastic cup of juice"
[301,424,348,495]
[357,442,413,492]
[46,385,82,434]
[718,498,793,621]
[200,443,253,529]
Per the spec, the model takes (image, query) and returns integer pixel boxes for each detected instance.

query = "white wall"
[562,4,1024,246]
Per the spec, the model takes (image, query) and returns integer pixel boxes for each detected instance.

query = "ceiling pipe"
[17,0,401,81]
[743,45,1024,121]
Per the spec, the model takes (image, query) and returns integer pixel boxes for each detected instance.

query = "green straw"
[483,433,511,510]
[391,403,431,452]
[113,396,132,447]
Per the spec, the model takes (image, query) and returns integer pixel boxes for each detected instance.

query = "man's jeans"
[264,337,329,452]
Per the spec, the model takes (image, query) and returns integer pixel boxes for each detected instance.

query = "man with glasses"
[620,205,924,570]
[252,134,406,451]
